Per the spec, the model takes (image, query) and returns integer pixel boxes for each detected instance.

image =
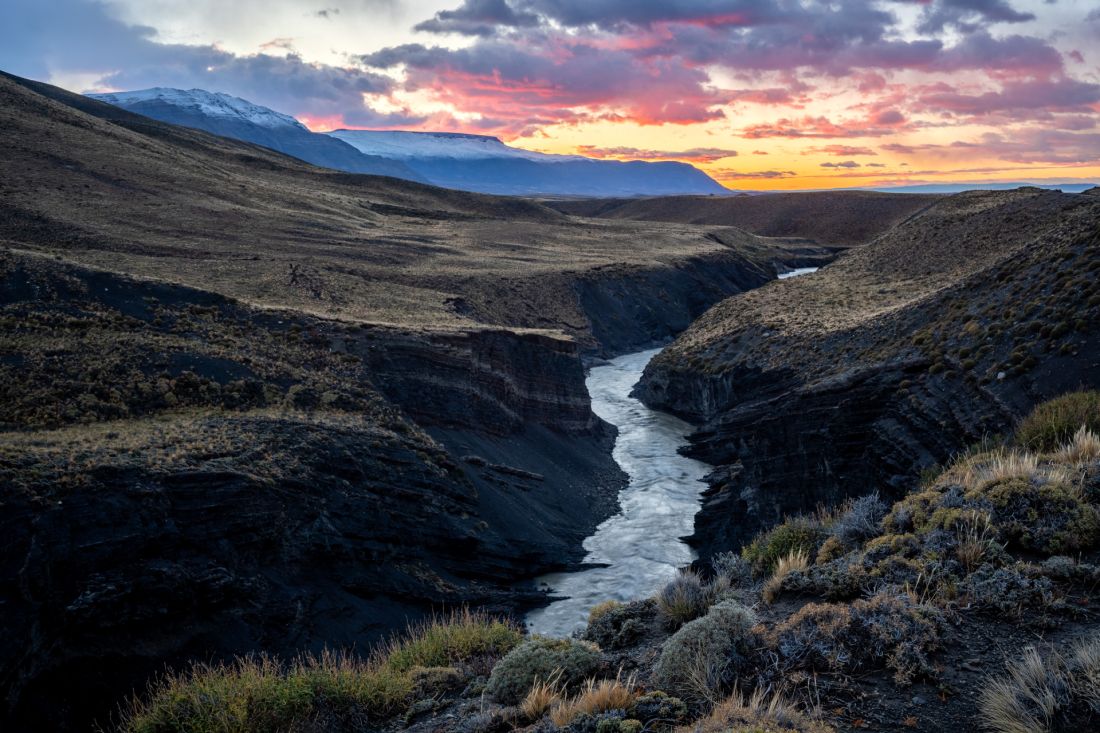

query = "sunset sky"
[4,0,1099,189]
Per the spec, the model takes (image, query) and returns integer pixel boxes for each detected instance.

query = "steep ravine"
[1,243,818,731]
[636,190,1100,561]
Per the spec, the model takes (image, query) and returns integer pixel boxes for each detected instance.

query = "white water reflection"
[525,349,710,637]
[777,267,819,279]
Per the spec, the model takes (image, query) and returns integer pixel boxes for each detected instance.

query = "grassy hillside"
[549,190,939,246]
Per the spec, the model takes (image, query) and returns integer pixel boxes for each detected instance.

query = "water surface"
[525,349,710,637]
[778,266,820,279]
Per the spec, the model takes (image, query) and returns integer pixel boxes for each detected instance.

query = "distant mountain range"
[329,129,727,196]
[87,88,726,196]
[87,88,427,182]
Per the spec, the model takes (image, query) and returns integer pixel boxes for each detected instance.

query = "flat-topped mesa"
[637,188,1100,558]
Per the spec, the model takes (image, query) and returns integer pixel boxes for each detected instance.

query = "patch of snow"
[88,88,306,130]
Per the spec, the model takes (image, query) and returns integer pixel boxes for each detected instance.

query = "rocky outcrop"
[639,189,1100,559]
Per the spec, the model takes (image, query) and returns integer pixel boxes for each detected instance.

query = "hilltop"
[549,190,939,247]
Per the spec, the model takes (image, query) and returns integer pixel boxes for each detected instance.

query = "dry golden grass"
[955,512,1000,572]
[763,548,809,604]
[678,687,835,733]
[1052,426,1100,465]
[0,73,800,342]
[519,672,563,721]
[548,672,638,727]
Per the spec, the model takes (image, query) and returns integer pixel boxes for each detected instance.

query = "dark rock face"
[638,190,1100,560]
[573,251,775,357]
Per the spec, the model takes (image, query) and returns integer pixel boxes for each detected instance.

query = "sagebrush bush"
[770,591,942,684]
[485,637,600,705]
[971,477,1100,555]
[742,516,827,575]
[980,636,1100,733]
[830,492,887,547]
[711,551,752,587]
[584,599,654,650]
[653,600,757,707]
[656,570,716,629]
[1016,391,1100,452]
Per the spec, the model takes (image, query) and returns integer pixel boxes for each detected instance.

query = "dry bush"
[549,672,638,727]
[955,512,1001,571]
[520,672,562,721]
[1052,426,1100,465]
[764,548,809,604]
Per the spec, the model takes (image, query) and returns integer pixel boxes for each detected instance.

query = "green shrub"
[652,600,757,707]
[742,516,827,575]
[980,478,1100,555]
[485,637,600,705]
[1016,391,1100,452]
[381,609,522,674]
[121,652,413,733]
[121,610,519,732]
[628,691,687,724]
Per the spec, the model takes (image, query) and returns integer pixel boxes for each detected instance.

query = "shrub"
[677,687,835,733]
[959,564,1058,619]
[972,477,1100,555]
[830,493,887,547]
[629,691,688,725]
[712,551,753,587]
[584,599,654,650]
[588,600,623,625]
[770,592,942,684]
[1016,391,1100,452]
[121,652,414,733]
[382,608,522,675]
[655,570,714,629]
[485,637,600,705]
[980,636,1100,733]
[121,610,520,732]
[653,600,757,707]
[742,516,827,576]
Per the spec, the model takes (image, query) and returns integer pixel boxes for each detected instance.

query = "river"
[525,348,711,637]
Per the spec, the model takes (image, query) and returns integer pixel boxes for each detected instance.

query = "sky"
[2,0,1099,190]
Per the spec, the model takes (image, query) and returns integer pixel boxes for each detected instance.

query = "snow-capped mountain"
[329,129,727,197]
[90,88,306,130]
[87,88,726,196]
[326,130,586,162]
[87,88,425,181]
